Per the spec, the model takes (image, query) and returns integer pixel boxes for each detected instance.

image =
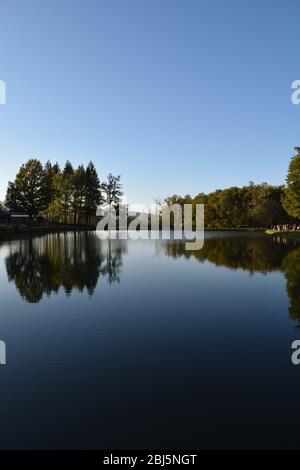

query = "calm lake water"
[0,230,300,449]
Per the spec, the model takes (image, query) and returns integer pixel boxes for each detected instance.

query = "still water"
[0,231,300,449]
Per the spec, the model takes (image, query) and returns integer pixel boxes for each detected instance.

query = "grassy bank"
[265,229,300,240]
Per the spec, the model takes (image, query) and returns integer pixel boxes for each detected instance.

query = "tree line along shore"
[1,147,300,233]
[1,159,122,228]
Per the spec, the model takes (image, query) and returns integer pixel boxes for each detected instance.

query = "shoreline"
[265,229,300,240]
[0,225,267,240]
[0,224,95,238]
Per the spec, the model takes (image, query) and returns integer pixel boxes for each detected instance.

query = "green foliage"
[5,149,300,229]
[283,148,300,219]
[5,158,112,225]
[72,165,86,224]
[5,159,49,217]
[166,182,291,228]
[84,161,102,223]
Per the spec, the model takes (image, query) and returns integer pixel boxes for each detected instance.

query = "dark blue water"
[0,231,300,449]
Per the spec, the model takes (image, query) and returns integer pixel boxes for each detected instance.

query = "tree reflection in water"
[100,239,123,284]
[5,232,126,303]
[161,234,300,323]
[4,232,300,323]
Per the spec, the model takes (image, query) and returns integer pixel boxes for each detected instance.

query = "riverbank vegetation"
[3,147,300,230]
[164,147,300,229]
[165,182,290,228]
[4,159,122,224]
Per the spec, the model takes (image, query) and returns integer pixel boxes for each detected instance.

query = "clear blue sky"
[0,0,300,206]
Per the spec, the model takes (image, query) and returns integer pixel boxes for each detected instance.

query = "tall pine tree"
[283,147,300,219]
[84,161,101,224]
